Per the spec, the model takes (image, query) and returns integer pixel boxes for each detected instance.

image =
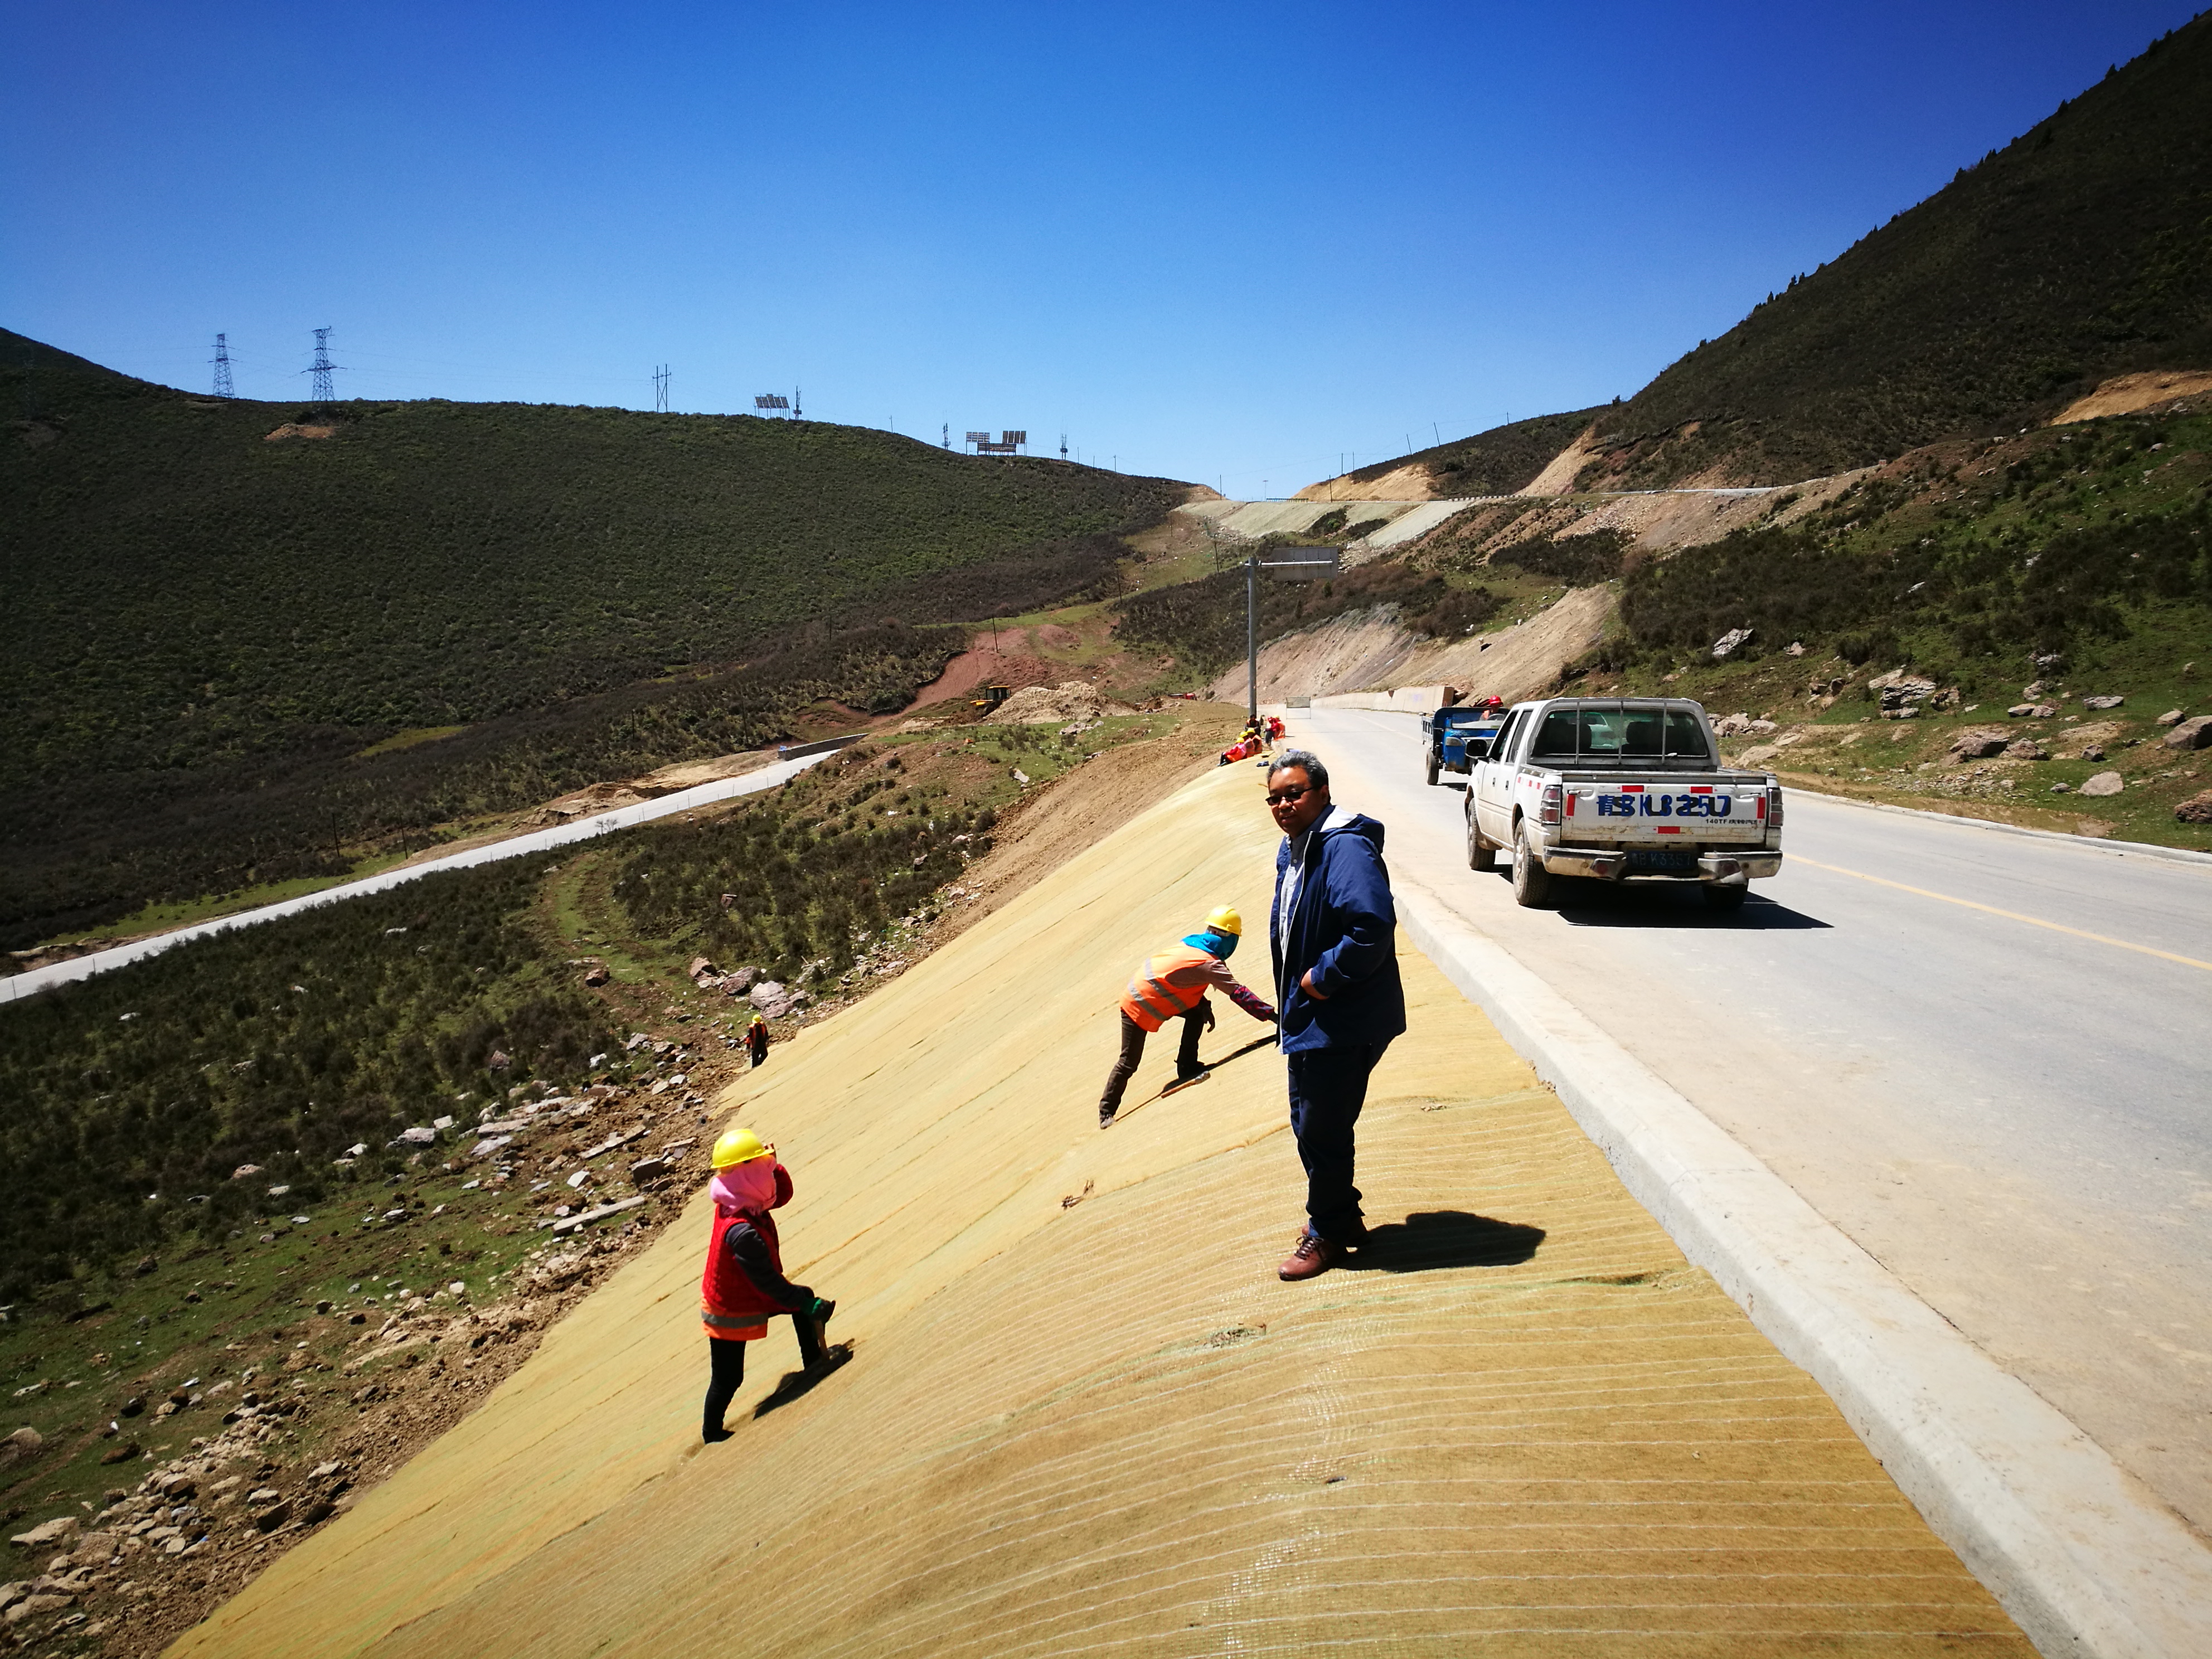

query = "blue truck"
[1419,703,1505,787]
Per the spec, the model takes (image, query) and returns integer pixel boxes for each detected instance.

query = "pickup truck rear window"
[1530,706,1710,761]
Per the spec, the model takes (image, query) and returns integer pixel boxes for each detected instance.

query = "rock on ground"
[2079,771,2126,797]
[2175,790,2212,825]
[1949,727,2013,759]
[2162,715,2212,751]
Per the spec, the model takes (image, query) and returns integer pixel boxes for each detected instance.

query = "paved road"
[1293,706,2212,1539]
[1,748,837,1005]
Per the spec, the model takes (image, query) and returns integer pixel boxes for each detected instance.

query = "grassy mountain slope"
[0,332,1184,945]
[1579,15,2212,487]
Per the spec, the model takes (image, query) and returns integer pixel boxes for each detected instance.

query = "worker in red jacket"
[700,1128,837,1442]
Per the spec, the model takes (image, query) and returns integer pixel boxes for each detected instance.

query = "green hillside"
[1,333,1184,947]
[1341,407,1607,497]
[1578,15,2212,487]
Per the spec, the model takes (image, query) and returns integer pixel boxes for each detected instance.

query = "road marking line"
[1792,855,2212,973]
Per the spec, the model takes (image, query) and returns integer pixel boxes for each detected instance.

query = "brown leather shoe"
[1277,1230,1342,1282]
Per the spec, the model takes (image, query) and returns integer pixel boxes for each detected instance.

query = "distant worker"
[1265,714,1286,745]
[1216,731,1262,768]
[700,1128,838,1442]
[1264,749,1406,1281]
[1099,906,1277,1127]
[746,1012,770,1068]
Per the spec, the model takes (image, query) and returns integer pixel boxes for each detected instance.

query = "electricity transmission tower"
[1059,433,1068,460]
[307,327,338,402]
[211,333,235,399]
[652,365,671,412]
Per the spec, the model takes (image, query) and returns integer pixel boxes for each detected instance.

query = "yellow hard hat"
[711,1127,772,1169]
[1205,905,1243,937]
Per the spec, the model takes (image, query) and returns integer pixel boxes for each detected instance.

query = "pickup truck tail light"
[1539,783,1563,827]
[1767,784,1784,828]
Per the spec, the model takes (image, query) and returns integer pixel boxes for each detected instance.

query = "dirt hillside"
[1209,585,1616,708]
[168,763,2027,1659]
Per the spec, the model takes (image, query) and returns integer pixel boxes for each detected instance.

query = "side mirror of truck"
[1462,738,1491,762]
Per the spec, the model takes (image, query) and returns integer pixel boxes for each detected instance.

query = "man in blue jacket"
[1265,748,1408,1280]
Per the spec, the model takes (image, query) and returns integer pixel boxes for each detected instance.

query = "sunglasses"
[1265,783,1314,807]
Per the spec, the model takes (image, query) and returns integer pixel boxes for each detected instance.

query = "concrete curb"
[1,750,836,1005]
[1789,785,2212,869]
[1395,877,2212,1659]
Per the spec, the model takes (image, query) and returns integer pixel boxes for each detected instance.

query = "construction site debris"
[983,681,1120,725]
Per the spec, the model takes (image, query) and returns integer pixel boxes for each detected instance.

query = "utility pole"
[211,333,235,399]
[1242,547,1340,725]
[793,385,802,419]
[652,365,670,412]
[1246,553,1258,724]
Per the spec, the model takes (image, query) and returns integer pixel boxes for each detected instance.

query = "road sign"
[1263,547,1341,582]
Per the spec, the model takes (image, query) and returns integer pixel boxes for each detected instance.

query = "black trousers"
[1098,1003,1210,1117]
[1287,1043,1385,1243]
[704,1313,823,1433]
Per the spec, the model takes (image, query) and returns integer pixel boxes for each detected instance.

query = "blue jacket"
[1270,808,1408,1054]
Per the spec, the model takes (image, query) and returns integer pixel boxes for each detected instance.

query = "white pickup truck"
[1462,696,1783,910]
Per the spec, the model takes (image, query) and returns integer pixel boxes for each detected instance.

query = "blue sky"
[3,1,2199,495]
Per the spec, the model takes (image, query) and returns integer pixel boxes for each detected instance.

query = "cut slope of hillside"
[1580,16,2212,487]
[169,760,2026,1659]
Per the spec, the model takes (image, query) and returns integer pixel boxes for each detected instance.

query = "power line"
[211,333,235,399]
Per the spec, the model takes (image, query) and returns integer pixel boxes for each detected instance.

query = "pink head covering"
[711,1157,778,1215]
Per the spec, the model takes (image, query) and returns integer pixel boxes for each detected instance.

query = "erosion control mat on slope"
[172,764,2028,1658]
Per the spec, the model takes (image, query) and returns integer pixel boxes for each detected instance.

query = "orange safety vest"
[1119,943,1218,1032]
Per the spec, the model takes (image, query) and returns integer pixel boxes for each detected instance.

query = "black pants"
[1287,1043,1385,1243]
[1098,1003,1210,1118]
[704,1313,823,1434]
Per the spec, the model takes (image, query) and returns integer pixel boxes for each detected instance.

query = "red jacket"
[700,1164,803,1338]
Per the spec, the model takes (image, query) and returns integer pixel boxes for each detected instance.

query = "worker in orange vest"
[1098,905,1277,1127]
[700,1127,838,1442]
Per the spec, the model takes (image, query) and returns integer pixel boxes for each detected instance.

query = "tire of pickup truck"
[1511,823,1553,908]
[1465,802,1496,871]
[1425,755,1440,787]
[1701,882,1748,913]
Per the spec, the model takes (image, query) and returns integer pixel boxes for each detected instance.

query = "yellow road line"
[1791,855,2212,973]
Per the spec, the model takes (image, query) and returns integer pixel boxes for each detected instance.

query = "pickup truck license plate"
[1595,792,1740,819]
[1626,848,1699,872]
